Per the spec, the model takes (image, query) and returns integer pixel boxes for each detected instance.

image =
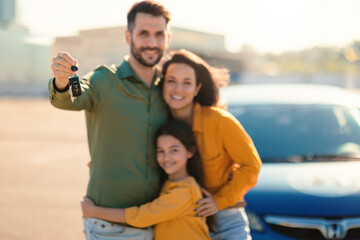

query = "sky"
[16,0,360,53]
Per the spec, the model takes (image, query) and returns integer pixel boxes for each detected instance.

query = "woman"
[160,49,262,240]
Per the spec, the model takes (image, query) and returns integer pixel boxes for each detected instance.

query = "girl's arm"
[81,197,126,223]
[82,183,196,228]
[125,185,193,227]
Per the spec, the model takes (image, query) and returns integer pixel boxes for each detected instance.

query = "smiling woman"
[162,62,202,115]
[159,49,262,240]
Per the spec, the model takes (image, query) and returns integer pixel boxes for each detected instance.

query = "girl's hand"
[195,188,219,217]
[81,196,96,218]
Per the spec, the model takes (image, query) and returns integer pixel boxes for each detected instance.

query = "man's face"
[126,13,171,67]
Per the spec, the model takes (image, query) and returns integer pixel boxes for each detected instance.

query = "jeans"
[210,208,251,240]
[83,217,153,240]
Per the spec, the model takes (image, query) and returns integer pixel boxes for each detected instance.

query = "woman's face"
[162,63,202,112]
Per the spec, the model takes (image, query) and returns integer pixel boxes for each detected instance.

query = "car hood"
[245,161,360,217]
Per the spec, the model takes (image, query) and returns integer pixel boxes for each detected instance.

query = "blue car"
[220,84,360,240]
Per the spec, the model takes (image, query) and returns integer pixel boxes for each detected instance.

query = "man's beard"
[130,39,163,67]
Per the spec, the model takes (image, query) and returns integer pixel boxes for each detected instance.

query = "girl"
[81,119,213,240]
[160,50,262,239]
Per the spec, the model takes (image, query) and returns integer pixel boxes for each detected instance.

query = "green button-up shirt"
[48,59,168,208]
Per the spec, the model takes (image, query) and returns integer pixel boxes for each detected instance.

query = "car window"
[229,104,360,163]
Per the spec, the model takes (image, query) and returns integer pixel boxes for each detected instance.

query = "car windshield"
[228,104,360,163]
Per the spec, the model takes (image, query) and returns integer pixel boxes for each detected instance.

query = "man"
[49,1,171,239]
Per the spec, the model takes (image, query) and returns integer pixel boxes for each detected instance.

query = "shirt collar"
[116,58,136,79]
[116,58,163,86]
[192,102,203,133]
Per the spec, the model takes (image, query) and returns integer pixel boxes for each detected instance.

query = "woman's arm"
[213,115,262,210]
[194,188,218,217]
[81,197,126,223]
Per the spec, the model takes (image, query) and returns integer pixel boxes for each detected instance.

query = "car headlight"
[246,210,265,232]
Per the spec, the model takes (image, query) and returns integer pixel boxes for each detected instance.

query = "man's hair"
[127,0,171,32]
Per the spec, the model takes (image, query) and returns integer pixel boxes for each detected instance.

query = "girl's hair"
[155,119,217,231]
[160,49,229,107]
[156,119,205,188]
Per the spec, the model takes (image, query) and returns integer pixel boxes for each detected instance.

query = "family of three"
[49,1,262,239]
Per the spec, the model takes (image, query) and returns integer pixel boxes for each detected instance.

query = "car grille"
[264,215,360,239]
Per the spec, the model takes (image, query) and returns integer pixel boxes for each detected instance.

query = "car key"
[69,66,82,97]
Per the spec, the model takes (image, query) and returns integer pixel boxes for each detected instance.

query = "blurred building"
[0,27,51,83]
[0,0,51,94]
[53,25,243,78]
[0,0,16,28]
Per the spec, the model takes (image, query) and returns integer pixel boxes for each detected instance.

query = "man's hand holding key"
[51,52,78,90]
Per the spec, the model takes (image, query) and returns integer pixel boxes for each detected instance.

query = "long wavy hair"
[160,49,229,107]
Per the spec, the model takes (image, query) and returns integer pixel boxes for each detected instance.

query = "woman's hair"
[155,119,217,231]
[160,49,229,107]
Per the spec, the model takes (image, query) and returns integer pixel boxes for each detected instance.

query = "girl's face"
[162,63,202,113]
[156,134,193,181]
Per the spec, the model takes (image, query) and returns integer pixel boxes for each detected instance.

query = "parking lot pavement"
[0,98,90,240]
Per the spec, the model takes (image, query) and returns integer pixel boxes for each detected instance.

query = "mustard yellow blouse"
[192,103,262,210]
[125,176,211,240]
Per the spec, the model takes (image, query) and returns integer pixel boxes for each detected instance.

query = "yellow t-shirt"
[125,176,211,240]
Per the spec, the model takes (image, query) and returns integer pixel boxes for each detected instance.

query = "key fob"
[69,75,82,97]
[69,65,81,97]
